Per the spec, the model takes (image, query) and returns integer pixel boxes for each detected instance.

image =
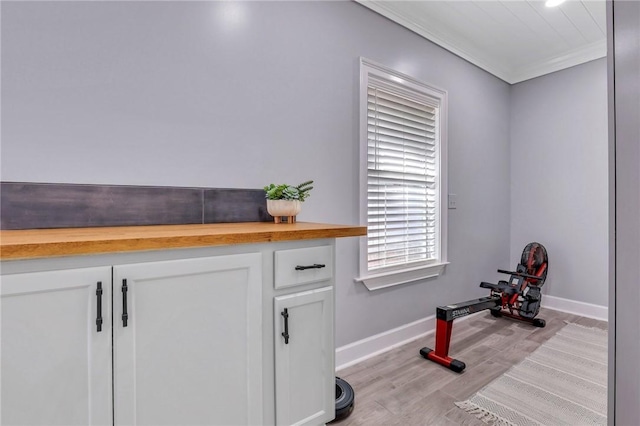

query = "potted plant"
[263,180,313,223]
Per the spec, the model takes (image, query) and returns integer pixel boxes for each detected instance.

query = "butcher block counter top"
[0,222,367,260]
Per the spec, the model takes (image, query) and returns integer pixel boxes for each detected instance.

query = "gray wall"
[510,59,609,307]
[1,1,511,347]
[608,0,640,424]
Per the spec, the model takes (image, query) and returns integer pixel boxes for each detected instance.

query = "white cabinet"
[1,239,340,426]
[273,244,335,426]
[274,287,334,426]
[112,254,263,426]
[0,267,112,426]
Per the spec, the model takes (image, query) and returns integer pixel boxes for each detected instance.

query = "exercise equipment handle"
[497,269,544,281]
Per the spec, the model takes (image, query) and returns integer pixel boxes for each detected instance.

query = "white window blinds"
[367,83,439,271]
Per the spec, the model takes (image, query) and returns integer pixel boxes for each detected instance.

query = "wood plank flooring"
[331,308,608,426]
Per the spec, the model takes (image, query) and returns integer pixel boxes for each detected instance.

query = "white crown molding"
[509,40,607,84]
[355,0,513,83]
[356,1,607,85]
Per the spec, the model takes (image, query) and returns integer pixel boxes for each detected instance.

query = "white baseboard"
[335,296,608,371]
[335,315,434,371]
[335,312,482,371]
[541,295,608,322]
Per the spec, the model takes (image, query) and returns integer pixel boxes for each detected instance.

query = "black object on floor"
[331,377,354,422]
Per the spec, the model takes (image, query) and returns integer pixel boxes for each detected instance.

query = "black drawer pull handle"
[122,279,129,327]
[96,281,103,332]
[281,308,290,344]
[295,263,326,271]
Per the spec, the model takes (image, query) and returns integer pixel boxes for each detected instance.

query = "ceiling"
[356,0,607,84]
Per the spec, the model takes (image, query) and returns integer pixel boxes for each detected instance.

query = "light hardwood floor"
[332,308,608,426]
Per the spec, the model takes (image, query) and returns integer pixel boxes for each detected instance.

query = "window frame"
[356,58,449,291]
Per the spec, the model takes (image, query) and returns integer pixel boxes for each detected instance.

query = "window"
[357,58,448,291]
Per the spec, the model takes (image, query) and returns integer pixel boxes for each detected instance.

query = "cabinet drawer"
[274,245,333,289]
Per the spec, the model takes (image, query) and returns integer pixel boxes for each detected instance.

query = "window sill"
[354,262,449,291]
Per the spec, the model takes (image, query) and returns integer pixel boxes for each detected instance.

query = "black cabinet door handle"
[295,263,326,271]
[122,279,129,327]
[281,308,290,344]
[96,281,103,332]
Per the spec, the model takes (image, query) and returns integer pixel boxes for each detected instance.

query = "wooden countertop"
[0,222,367,260]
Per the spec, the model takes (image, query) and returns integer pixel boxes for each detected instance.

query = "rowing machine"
[420,242,548,373]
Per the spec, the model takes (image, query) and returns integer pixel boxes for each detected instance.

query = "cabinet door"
[274,286,334,426]
[1,267,112,426]
[113,253,263,426]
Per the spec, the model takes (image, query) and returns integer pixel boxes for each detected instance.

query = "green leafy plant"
[264,180,314,202]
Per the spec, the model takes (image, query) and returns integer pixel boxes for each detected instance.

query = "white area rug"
[456,323,608,426]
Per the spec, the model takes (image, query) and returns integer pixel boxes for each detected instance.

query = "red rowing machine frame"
[420,265,547,373]
[419,295,502,373]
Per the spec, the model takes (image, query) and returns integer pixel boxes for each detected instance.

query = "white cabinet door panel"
[113,253,262,426]
[1,267,112,426]
[274,286,334,426]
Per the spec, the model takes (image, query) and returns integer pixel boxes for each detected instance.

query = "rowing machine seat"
[480,280,518,295]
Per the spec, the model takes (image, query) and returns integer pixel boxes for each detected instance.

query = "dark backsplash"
[0,182,271,230]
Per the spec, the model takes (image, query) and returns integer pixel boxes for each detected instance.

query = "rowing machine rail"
[420,295,502,373]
